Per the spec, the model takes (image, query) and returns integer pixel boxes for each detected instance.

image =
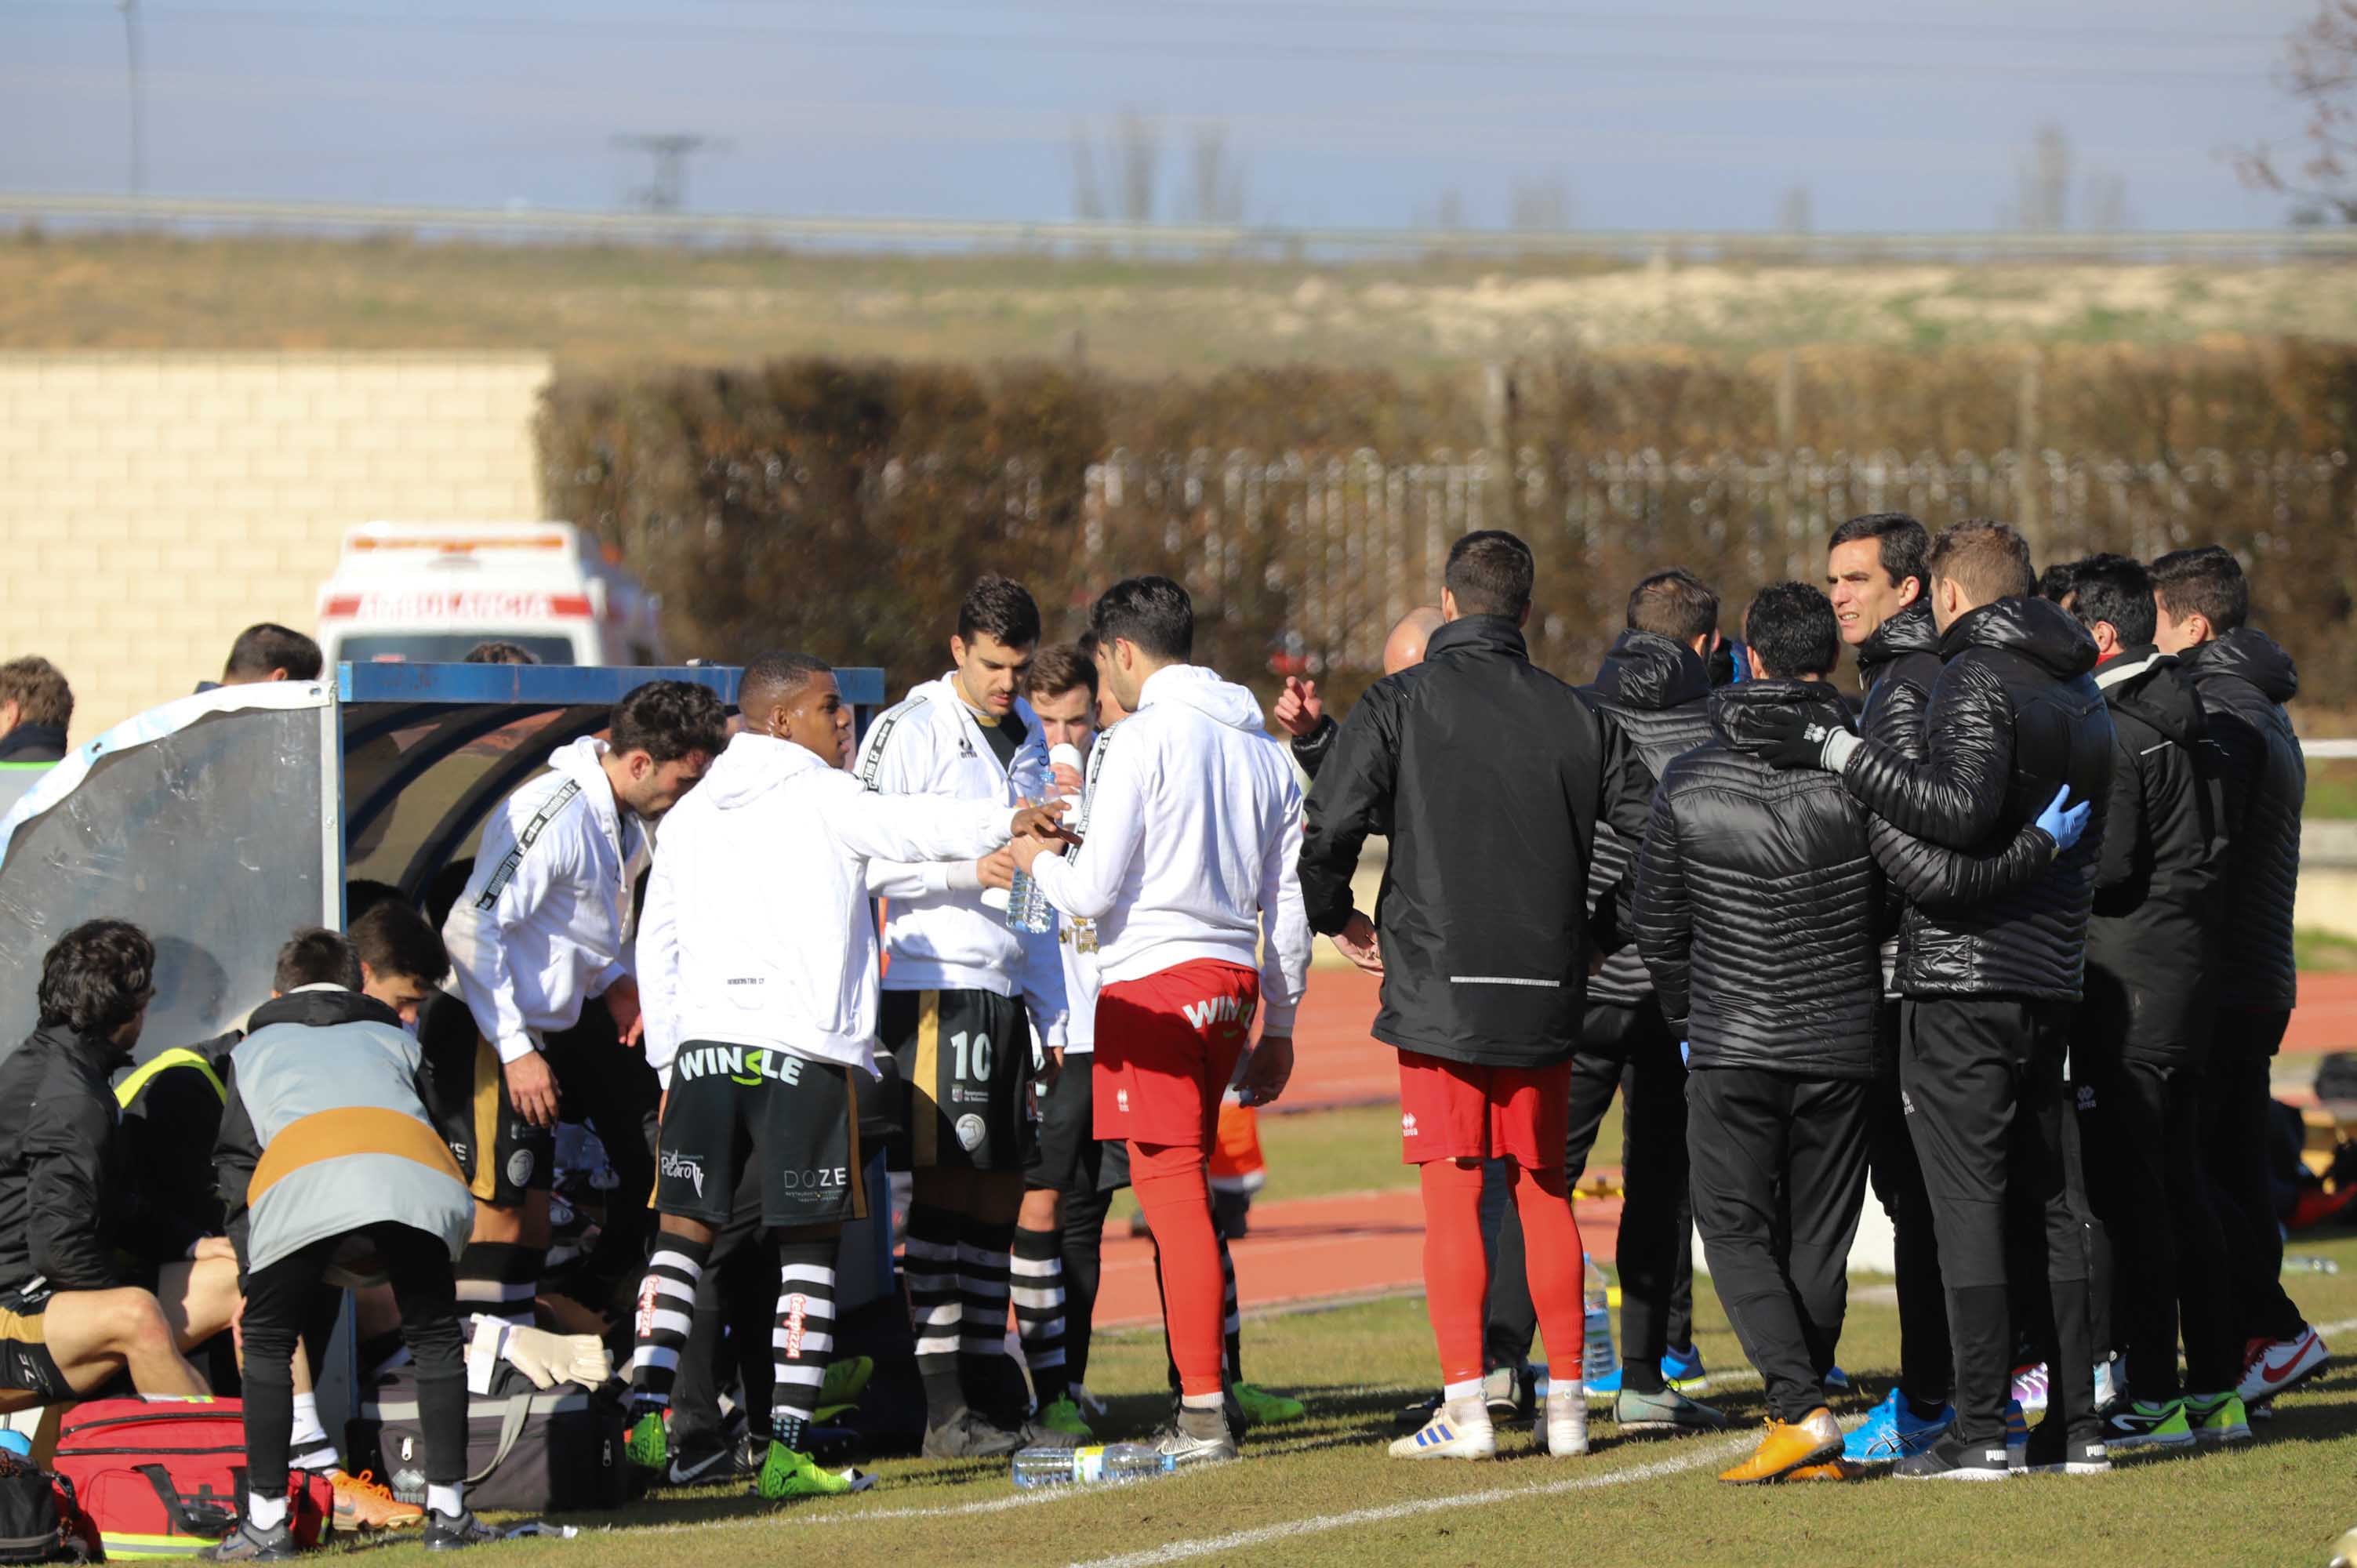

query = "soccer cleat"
[1389,1398,1498,1460]
[1235,1382,1307,1425]
[202,1521,297,1563]
[921,1408,1026,1461]
[1720,1408,1843,1485]
[2101,1399,2194,1452]
[2093,1356,2123,1412]
[2022,1425,2111,1476]
[2237,1325,2329,1405]
[1614,1385,1731,1436]
[819,1355,873,1409]
[625,1410,670,1472]
[1894,1432,2013,1482]
[1821,1365,1850,1396]
[1843,1388,1955,1466]
[423,1510,504,1552]
[1780,1461,1858,1483]
[1581,1364,1622,1400]
[330,1468,423,1530]
[667,1433,761,1487]
[1153,1406,1241,1469]
[755,1442,860,1501]
[1662,1344,1711,1395]
[1036,1394,1095,1441]
[1536,1388,1589,1457]
[2184,1391,2253,1447]
[2010,1362,2050,1415]
[1015,1418,1084,1451]
[1484,1364,1534,1422]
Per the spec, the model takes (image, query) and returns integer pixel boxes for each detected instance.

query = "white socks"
[427,1483,464,1519]
[245,1492,289,1531]
[287,1392,338,1473]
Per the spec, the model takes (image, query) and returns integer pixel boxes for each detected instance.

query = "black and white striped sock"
[626,1235,710,1414]
[1220,1232,1244,1385]
[1011,1226,1069,1406]
[957,1219,1016,1394]
[772,1242,837,1455]
[454,1241,539,1327]
[903,1204,964,1423]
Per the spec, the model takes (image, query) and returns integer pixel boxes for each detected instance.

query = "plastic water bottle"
[1004,744,1082,937]
[1581,1252,1618,1388]
[1011,1442,1172,1489]
[2285,1254,2343,1275]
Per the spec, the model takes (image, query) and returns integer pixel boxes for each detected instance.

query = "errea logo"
[1401,1112,1419,1138]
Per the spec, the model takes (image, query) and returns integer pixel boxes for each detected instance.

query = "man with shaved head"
[1273,607,1441,781]
[624,652,1073,1502]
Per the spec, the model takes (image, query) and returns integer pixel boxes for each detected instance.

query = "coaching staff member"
[1754,520,2114,1480]
[1299,529,1654,1463]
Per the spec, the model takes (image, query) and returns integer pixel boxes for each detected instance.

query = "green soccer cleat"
[626,1410,670,1472]
[1037,1394,1095,1440]
[2100,1399,2195,1452]
[2185,1391,2253,1447]
[1235,1383,1306,1425]
[756,1442,860,1501]
[819,1355,874,1408]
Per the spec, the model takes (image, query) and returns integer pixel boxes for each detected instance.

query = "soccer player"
[430,681,727,1324]
[855,576,1074,1457]
[626,652,1070,1499]
[1298,531,1655,1463]
[1012,578,1312,1467]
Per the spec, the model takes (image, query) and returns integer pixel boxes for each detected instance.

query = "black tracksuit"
[1850,602,1954,1408]
[0,724,67,764]
[1828,596,2115,1447]
[1485,630,1712,1388]
[2072,647,2237,1399]
[1635,678,1884,1423]
[2179,627,2308,1346]
[1291,715,1339,782]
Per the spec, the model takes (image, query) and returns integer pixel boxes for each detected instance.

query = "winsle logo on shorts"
[1401,1112,1419,1138]
[1181,995,1256,1032]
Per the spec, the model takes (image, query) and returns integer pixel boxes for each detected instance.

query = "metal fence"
[1082,447,2352,677]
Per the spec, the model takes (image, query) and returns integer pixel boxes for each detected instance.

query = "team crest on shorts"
[955,1113,989,1152]
[1401,1112,1419,1137]
[507,1148,536,1188]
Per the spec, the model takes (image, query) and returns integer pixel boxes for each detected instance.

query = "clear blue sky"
[0,0,2326,229]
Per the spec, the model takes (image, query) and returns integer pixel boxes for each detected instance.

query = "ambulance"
[314,521,666,667]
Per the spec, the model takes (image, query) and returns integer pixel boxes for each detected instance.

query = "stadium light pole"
[118,0,146,196]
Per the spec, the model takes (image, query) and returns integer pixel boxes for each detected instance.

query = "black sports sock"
[903,1204,965,1424]
[628,1233,712,1414]
[1011,1225,1070,1406]
[957,1217,1018,1414]
[1218,1232,1243,1386]
[772,1240,837,1454]
[454,1240,539,1327]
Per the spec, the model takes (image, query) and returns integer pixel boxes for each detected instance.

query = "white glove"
[504,1324,611,1390]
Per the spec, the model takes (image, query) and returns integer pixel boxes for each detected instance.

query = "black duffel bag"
[347,1359,629,1515]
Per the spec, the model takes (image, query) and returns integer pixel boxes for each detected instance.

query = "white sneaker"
[2238,1325,2329,1405]
[1388,1397,1497,1460]
[1537,1388,1589,1457]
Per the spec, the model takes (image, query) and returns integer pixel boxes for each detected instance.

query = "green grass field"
[334,1088,2354,1568]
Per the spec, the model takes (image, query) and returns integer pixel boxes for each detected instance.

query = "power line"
[8,2,2276,82]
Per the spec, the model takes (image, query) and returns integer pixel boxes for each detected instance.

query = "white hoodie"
[443,737,643,1064]
[1028,665,1311,1033]
[856,674,1068,1051]
[637,731,1018,1086]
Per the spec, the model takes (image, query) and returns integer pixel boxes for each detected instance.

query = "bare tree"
[1776,183,1814,234]
[2008,122,2072,232]
[1070,125,1107,222]
[1509,170,1574,231]
[2084,171,2134,231]
[1115,110,1160,224]
[2237,1,2357,222]
[1182,124,1247,225]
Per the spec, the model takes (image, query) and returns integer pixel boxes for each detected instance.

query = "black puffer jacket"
[1579,630,1715,1008]
[0,1025,142,1291]
[1291,715,1340,782]
[1634,680,1884,1078]
[2181,627,2303,1014]
[1299,615,1654,1069]
[1837,597,2115,1000]
[1855,601,1943,759]
[2080,648,2224,1064]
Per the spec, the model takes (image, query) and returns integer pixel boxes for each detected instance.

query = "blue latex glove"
[2036,785,2090,851]
[1678,1040,1691,1067]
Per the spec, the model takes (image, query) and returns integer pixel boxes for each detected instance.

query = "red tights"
[1418,1158,1585,1387]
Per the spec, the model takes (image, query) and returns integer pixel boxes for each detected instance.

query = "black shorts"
[881,988,1038,1174]
[657,1043,866,1230]
[417,992,554,1207]
[0,1287,70,1403]
[1027,1053,1128,1195]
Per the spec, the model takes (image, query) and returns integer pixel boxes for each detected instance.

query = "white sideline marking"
[1070,1437,1754,1568]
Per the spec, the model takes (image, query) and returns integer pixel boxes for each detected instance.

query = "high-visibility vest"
[114,1047,227,1110]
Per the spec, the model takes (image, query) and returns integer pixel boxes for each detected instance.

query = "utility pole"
[118,0,145,196]
[612,134,721,213]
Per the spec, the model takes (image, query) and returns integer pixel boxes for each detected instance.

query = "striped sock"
[772,1242,837,1455]
[626,1235,710,1413]
[1219,1232,1243,1385]
[453,1241,539,1327]
[1010,1226,1070,1406]
[903,1204,964,1423]
[957,1221,1017,1404]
